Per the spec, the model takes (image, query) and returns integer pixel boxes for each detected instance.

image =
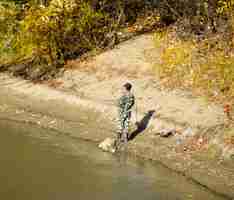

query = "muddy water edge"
[0,119,229,200]
[0,74,233,199]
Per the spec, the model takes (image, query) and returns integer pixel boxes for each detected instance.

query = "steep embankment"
[0,33,233,199]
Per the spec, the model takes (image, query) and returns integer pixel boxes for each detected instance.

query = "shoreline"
[0,73,233,199]
[0,117,230,200]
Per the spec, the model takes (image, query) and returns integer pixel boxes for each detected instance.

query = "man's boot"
[121,131,128,144]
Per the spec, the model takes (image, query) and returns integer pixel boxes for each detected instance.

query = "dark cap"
[123,82,132,91]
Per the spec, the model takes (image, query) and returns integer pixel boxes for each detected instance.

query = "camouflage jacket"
[118,93,135,119]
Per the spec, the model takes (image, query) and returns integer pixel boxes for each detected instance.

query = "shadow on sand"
[128,110,155,141]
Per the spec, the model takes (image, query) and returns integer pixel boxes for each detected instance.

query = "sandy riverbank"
[0,33,233,199]
[0,72,233,199]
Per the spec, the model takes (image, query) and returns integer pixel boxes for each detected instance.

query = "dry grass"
[153,29,234,110]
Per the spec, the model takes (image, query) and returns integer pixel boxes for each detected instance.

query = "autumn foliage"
[0,0,234,84]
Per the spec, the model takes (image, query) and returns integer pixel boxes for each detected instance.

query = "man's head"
[123,82,132,92]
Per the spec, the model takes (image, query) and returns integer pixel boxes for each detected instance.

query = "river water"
[0,119,227,200]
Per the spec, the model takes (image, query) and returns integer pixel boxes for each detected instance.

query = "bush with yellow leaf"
[0,2,20,64]
[154,29,234,104]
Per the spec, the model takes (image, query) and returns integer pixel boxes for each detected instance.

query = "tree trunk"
[207,0,218,32]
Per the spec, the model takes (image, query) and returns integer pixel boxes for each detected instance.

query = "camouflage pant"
[116,112,131,144]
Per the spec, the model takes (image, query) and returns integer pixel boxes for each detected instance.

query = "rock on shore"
[98,137,116,153]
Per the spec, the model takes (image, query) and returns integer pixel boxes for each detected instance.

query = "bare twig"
[163,0,181,18]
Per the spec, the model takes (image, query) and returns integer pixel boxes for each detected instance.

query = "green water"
[0,120,227,200]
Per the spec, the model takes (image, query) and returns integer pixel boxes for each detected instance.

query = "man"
[116,82,135,147]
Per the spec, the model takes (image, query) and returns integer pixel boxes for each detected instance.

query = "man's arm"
[123,94,135,114]
[118,96,125,107]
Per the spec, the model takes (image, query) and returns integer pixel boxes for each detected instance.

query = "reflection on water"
[0,120,226,200]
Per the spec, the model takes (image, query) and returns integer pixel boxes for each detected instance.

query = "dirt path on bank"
[57,33,225,130]
[0,33,233,199]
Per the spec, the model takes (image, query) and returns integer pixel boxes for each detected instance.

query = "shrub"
[154,30,234,103]
[0,2,20,63]
[0,0,159,79]
[16,0,111,64]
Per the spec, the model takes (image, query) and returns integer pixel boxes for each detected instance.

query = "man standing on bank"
[116,82,135,148]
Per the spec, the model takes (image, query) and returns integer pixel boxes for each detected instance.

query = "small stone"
[159,128,176,137]
[16,110,23,114]
[49,120,56,124]
[198,138,203,144]
[183,127,195,137]
[98,137,116,153]
[176,138,182,145]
